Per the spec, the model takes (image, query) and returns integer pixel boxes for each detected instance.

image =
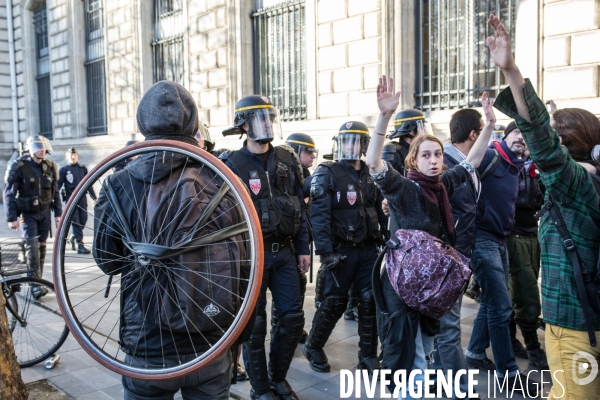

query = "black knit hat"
[503,121,518,139]
[136,81,199,146]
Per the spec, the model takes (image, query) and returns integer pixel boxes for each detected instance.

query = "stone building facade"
[0,0,599,188]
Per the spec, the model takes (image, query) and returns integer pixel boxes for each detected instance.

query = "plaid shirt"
[495,79,600,331]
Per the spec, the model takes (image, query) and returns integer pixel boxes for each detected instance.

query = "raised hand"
[481,92,496,125]
[545,100,557,114]
[377,75,401,116]
[486,14,516,71]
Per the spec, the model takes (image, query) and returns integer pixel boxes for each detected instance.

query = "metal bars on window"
[253,0,307,121]
[152,0,184,85]
[85,0,107,135]
[415,0,515,111]
[34,4,52,139]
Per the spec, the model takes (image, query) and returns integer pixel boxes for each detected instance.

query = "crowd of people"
[4,14,600,400]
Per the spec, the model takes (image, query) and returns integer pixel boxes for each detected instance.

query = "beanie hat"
[503,121,518,140]
[136,81,199,146]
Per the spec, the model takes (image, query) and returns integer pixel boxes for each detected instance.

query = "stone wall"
[543,0,600,111]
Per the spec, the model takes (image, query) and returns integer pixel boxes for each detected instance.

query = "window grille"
[415,0,516,111]
[34,4,53,139]
[253,0,307,121]
[85,0,107,135]
[152,0,184,85]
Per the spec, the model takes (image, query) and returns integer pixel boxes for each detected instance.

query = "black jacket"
[58,163,96,205]
[443,143,481,257]
[93,153,229,356]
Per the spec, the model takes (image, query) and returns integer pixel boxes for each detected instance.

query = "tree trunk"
[0,290,28,399]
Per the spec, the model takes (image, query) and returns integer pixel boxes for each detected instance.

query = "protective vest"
[14,156,57,214]
[515,162,543,209]
[323,162,382,244]
[382,141,409,176]
[228,147,302,240]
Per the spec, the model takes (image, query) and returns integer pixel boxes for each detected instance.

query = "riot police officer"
[269,133,318,344]
[303,121,387,375]
[58,147,96,254]
[382,109,429,175]
[221,95,310,400]
[3,135,62,298]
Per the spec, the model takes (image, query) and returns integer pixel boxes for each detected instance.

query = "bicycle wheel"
[4,277,69,368]
[53,140,263,380]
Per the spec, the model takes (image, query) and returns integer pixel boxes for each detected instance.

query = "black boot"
[522,330,549,369]
[344,296,358,321]
[77,242,91,254]
[510,318,528,359]
[236,363,248,382]
[69,235,77,251]
[357,290,380,375]
[244,314,272,399]
[303,296,347,372]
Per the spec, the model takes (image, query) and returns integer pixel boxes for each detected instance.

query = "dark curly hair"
[552,108,600,173]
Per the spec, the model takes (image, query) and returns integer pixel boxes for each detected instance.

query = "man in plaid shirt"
[489,14,600,398]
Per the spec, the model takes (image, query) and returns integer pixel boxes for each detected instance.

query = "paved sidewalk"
[0,205,551,399]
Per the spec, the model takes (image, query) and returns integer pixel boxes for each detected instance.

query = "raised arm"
[466,92,496,168]
[366,75,400,173]
[487,14,530,122]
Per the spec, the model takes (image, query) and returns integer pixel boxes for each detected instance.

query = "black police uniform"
[3,155,62,281]
[222,142,309,398]
[58,162,96,245]
[270,166,311,342]
[382,140,410,175]
[304,159,386,371]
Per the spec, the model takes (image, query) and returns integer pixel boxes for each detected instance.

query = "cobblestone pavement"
[0,205,551,399]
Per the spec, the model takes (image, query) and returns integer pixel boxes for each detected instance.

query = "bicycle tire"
[4,277,69,368]
[53,140,264,380]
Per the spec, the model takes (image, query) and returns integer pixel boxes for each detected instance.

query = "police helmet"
[285,133,318,164]
[67,147,77,154]
[333,121,370,161]
[491,124,506,144]
[195,123,215,153]
[25,135,53,156]
[222,95,282,144]
[389,109,430,139]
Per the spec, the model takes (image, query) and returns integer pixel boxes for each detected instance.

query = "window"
[152,0,184,85]
[33,4,52,139]
[415,0,516,111]
[85,0,107,135]
[253,0,306,121]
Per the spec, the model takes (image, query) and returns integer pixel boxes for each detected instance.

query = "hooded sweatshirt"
[475,140,525,244]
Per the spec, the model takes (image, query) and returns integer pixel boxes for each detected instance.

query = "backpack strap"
[544,194,598,346]
[479,149,501,180]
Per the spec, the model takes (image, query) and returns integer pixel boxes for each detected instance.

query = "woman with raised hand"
[487,13,600,399]
[365,76,493,399]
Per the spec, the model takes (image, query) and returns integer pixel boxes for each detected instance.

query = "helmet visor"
[28,136,52,155]
[246,108,282,142]
[298,147,319,168]
[415,120,432,136]
[334,133,369,161]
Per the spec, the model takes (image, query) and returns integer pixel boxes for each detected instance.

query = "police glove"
[320,253,347,272]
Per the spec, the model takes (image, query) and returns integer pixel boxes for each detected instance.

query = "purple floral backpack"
[385,229,471,319]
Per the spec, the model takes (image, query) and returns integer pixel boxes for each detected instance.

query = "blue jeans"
[431,296,470,399]
[399,324,434,400]
[122,350,231,399]
[465,238,518,378]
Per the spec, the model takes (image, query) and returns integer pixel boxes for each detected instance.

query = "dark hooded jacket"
[93,81,234,356]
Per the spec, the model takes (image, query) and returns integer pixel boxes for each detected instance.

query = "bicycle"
[1,238,69,368]
[53,140,264,380]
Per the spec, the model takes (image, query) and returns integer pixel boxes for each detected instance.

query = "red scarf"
[407,170,456,244]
